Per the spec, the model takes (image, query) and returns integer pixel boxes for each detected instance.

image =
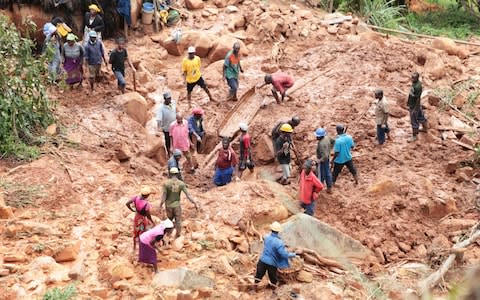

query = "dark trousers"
[376,124,390,145]
[227,77,239,96]
[332,160,357,183]
[254,260,278,285]
[317,159,333,188]
[409,108,427,130]
[300,201,315,216]
[163,130,171,153]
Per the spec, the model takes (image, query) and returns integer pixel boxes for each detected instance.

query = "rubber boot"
[420,121,428,133]
[408,129,419,143]
[353,175,359,185]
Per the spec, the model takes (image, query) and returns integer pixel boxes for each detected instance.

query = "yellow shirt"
[181,56,202,83]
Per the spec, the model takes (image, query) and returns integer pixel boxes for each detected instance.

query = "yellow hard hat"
[280,123,293,133]
[270,221,282,232]
[89,4,101,12]
[140,185,152,196]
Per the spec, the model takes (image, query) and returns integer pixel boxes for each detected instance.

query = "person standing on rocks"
[156,91,177,156]
[138,219,174,273]
[223,42,243,101]
[167,149,183,181]
[315,128,334,193]
[109,37,136,94]
[125,186,155,254]
[407,72,427,142]
[332,124,358,185]
[214,137,238,186]
[169,113,195,174]
[160,167,199,238]
[83,4,104,44]
[299,159,324,216]
[84,31,107,92]
[259,72,295,104]
[254,221,297,291]
[275,124,295,185]
[187,107,205,153]
[374,89,390,145]
[182,46,213,107]
[271,117,301,152]
[62,33,84,88]
[238,122,254,178]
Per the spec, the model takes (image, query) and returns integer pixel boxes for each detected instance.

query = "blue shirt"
[259,233,295,269]
[333,133,354,164]
[84,40,104,65]
[187,115,204,137]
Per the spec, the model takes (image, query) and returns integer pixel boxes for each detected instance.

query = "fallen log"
[418,226,480,294]
[451,139,475,151]
[297,247,345,270]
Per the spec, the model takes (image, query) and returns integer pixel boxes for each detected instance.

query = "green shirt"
[224,50,240,79]
[162,178,187,208]
[316,136,335,162]
[407,80,422,110]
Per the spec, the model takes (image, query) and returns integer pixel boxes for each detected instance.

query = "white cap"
[163,219,174,229]
[187,46,196,53]
[239,122,248,131]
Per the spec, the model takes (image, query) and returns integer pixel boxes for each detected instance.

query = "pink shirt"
[140,224,166,247]
[272,72,294,94]
[169,120,190,151]
[132,196,151,214]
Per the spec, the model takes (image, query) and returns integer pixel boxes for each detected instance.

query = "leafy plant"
[336,0,405,29]
[42,284,77,300]
[0,15,54,160]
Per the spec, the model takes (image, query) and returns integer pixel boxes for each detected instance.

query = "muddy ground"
[1,0,480,299]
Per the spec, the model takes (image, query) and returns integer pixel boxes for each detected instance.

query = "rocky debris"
[0,205,14,219]
[214,255,237,276]
[115,143,132,161]
[145,134,168,165]
[389,106,408,118]
[368,178,395,196]
[428,94,442,107]
[68,256,86,280]
[185,0,204,10]
[440,218,477,231]
[297,270,314,283]
[214,0,227,7]
[460,134,476,147]
[173,236,185,251]
[425,53,446,80]
[45,123,58,136]
[151,268,214,290]
[202,60,224,88]
[432,37,469,59]
[4,253,26,263]
[91,288,109,298]
[226,5,239,13]
[113,92,150,126]
[163,37,185,56]
[254,134,275,164]
[107,259,135,283]
[54,243,79,263]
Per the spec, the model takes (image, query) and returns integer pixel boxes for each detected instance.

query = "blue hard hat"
[314,128,326,138]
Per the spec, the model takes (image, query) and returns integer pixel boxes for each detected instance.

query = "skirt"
[138,241,157,265]
[133,213,149,239]
[64,56,83,85]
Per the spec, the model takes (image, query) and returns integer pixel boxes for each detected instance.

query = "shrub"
[42,284,77,300]
[0,15,54,160]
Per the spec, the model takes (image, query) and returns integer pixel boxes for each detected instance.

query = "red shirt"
[240,134,251,159]
[272,72,294,94]
[299,170,324,205]
[216,148,238,169]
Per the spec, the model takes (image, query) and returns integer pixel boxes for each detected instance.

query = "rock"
[297,270,313,283]
[185,0,204,10]
[54,243,79,263]
[163,37,185,56]
[327,26,338,35]
[431,37,468,58]
[4,254,26,263]
[115,143,132,161]
[145,134,168,165]
[389,106,408,118]
[440,218,477,231]
[91,288,109,299]
[374,247,385,264]
[460,135,476,147]
[368,178,394,195]
[191,232,204,240]
[355,22,371,34]
[46,264,70,283]
[428,94,441,107]
[0,268,9,276]
[415,244,427,257]
[108,260,135,282]
[226,5,239,13]
[445,160,458,174]
[113,280,131,290]
[216,255,237,276]
[196,287,213,298]
[113,92,149,126]
[0,205,14,219]
[173,236,185,251]
[255,134,275,164]
[194,33,216,58]
[453,92,467,109]
[214,0,227,8]
[208,36,247,62]
[151,268,214,290]
[397,242,411,253]
[431,234,450,250]
[68,258,85,280]
[45,124,58,136]
[419,196,457,219]
[177,290,194,300]
[425,53,446,80]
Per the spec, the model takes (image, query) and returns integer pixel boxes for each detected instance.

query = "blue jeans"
[227,77,238,96]
[214,167,234,186]
[376,124,390,145]
[409,108,427,130]
[317,159,333,188]
[300,201,315,216]
[114,71,126,88]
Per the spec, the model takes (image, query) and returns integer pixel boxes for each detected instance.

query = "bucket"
[142,2,154,12]
[142,9,154,25]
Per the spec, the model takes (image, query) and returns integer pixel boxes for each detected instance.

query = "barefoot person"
[62,33,84,87]
[138,219,174,273]
[182,46,213,107]
[125,186,155,253]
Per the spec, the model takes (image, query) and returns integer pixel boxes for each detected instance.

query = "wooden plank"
[437,126,475,133]
[451,139,475,151]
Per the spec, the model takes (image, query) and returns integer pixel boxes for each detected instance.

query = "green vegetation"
[0,15,54,160]
[335,0,405,29]
[42,284,77,300]
[406,4,480,39]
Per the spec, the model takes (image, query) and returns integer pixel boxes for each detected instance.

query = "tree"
[0,15,54,160]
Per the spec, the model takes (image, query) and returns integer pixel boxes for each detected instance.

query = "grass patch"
[0,179,46,208]
[43,284,77,300]
[405,5,480,39]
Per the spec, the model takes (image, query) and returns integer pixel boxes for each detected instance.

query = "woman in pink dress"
[125,186,155,253]
[139,219,174,273]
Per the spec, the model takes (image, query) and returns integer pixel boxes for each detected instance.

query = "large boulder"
[108,260,135,282]
[208,36,247,62]
[432,37,469,59]
[114,92,149,126]
[202,60,224,88]
[54,242,80,263]
[177,31,217,58]
[0,205,14,219]
[163,37,185,56]
[185,0,204,10]
[254,134,275,164]
[152,268,214,290]
[425,53,446,80]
